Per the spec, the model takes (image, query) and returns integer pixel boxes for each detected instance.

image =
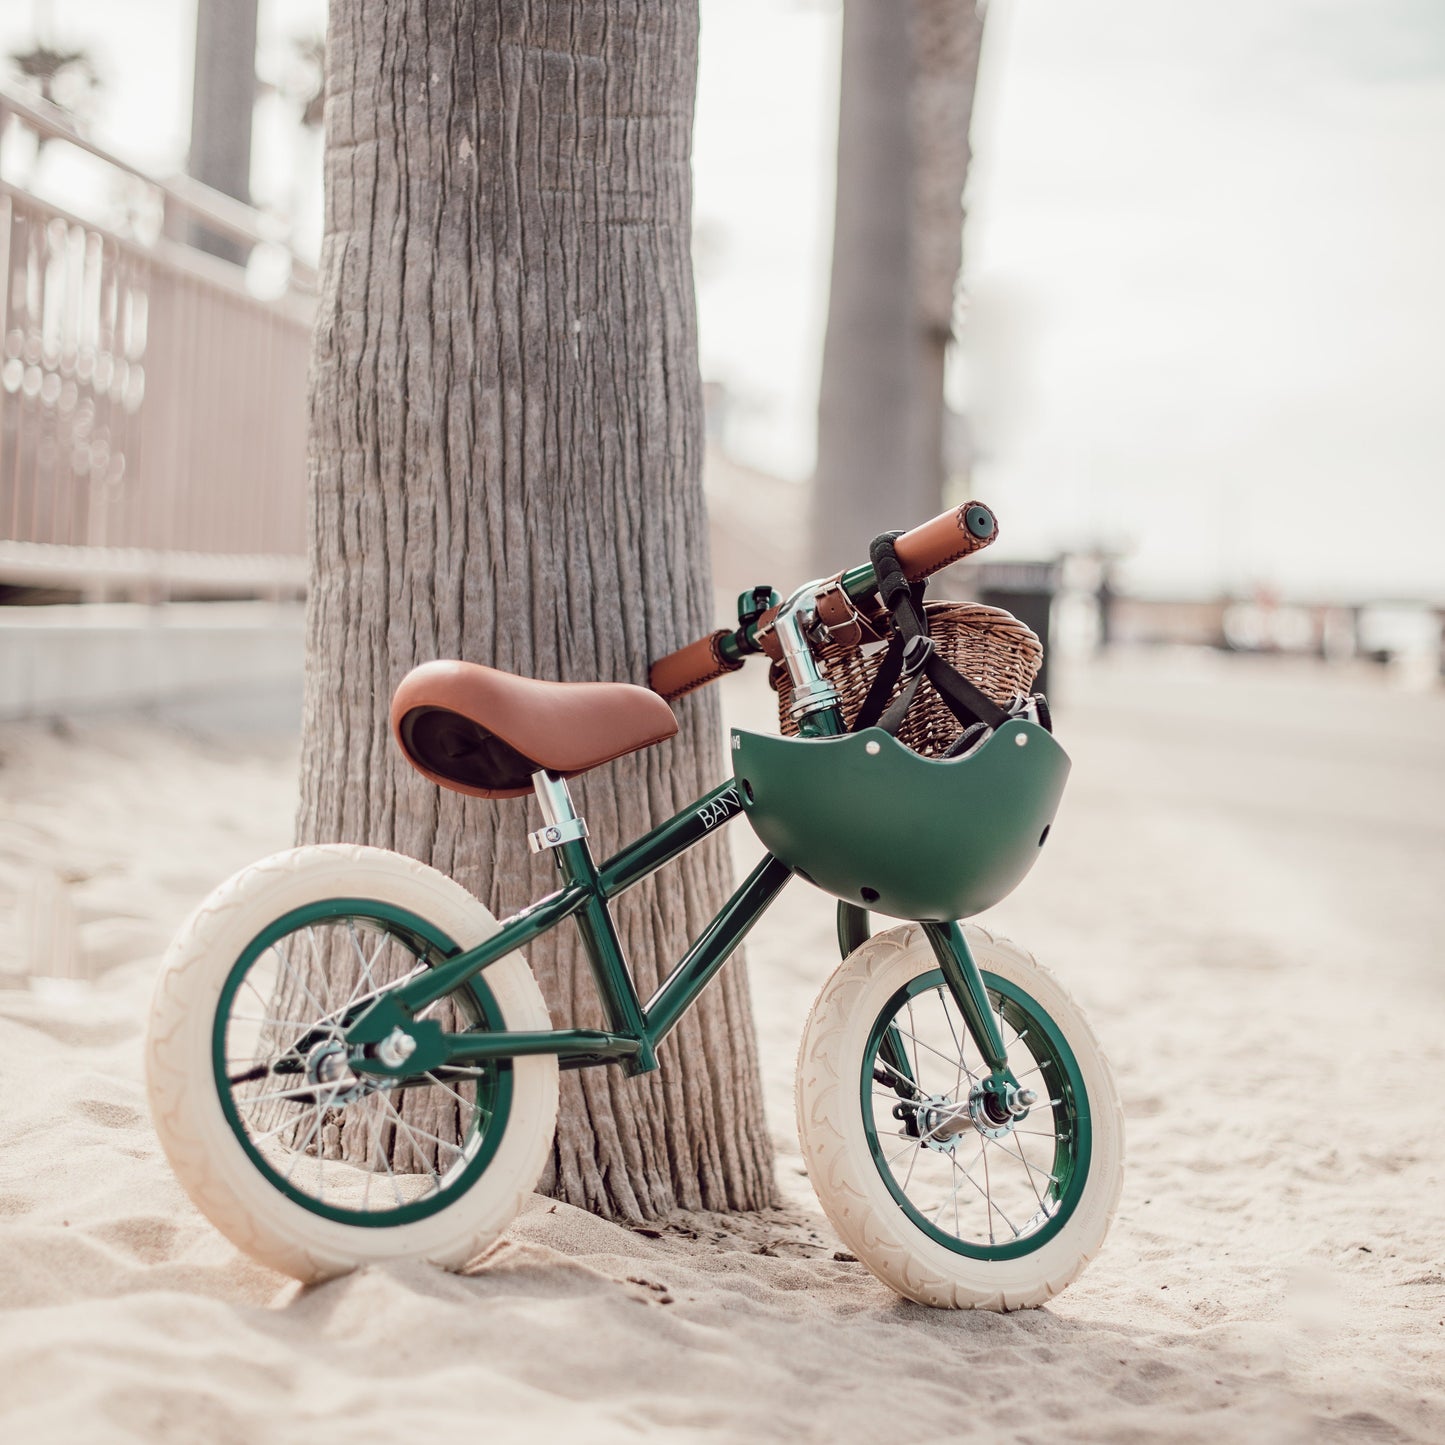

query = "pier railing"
[0,84,312,599]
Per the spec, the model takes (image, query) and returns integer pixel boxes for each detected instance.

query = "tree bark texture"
[810,0,986,576]
[298,0,776,1219]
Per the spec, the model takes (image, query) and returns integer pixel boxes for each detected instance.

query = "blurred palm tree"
[811,0,987,572]
[188,0,259,262]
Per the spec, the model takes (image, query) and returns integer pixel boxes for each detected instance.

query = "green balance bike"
[145,503,1123,1309]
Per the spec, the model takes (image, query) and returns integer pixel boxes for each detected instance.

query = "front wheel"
[145,844,559,1283]
[796,923,1123,1309]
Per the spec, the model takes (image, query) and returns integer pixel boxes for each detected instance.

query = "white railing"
[0,84,312,598]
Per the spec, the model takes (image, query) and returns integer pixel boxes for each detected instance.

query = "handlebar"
[649,629,744,703]
[647,501,998,702]
[895,501,997,580]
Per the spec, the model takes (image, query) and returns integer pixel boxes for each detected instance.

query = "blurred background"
[0,0,1440,724]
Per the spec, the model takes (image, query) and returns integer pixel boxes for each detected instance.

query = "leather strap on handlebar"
[814,577,885,648]
[756,578,880,663]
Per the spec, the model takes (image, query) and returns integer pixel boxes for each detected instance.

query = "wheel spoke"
[270,937,330,1025]
[890,1022,971,1074]
[381,1103,467,1157]
[283,1096,328,1184]
[935,986,971,1099]
[363,1099,406,1208]
[871,1089,923,1108]
[873,1055,919,1092]
[931,1143,996,1232]
[981,1134,994,1245]
[248,1111,311,1147]
[977,1144,1022,1238]
[306,927,337,1013]
[422,1070,481,1120]
[379,1093,446,1193]
[886,1134,924,1169]
[993,1133,1061,1189]
[230,1014,327,1031]
[238,1082,341,1108]
[902,1133,922,1191]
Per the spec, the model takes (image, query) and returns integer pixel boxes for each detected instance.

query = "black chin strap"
[855,531,1011,738]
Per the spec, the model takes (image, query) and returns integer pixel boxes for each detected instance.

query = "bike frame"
[345,564,1019,1090]
[345,776,1016,1089]
[345,778,794,1077]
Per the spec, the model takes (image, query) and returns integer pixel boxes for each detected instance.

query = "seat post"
[528,771,589,853]
[527,769,656,1070]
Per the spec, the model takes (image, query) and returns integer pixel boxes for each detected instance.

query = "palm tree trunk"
[811,0,987,574]
[811,0,920,575]
[299,0,776,1219]
[909,0,986,506]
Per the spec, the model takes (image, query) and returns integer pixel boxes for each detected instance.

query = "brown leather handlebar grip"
[649,630,743,702]
[894,501,998,581]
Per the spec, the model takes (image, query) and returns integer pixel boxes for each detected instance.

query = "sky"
[692,0,1445,602]
[2,0,1442,602]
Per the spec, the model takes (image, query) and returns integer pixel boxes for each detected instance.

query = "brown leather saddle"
[390,661,679,799]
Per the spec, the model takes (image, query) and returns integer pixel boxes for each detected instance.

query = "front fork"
[837,903,1023,1108]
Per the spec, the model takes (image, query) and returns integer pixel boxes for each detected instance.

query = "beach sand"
[1,649,1442,1443]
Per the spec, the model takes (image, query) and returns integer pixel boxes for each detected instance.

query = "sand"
[1,648,1442,1444]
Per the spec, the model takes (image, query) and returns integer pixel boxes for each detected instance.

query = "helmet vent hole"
[1038,825,1051,847]
[860,887,880,905]
[740,778,754,804]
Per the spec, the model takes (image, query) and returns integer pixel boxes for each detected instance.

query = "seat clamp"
[527,816,590,853]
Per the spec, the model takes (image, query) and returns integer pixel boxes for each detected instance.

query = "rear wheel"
[146,845,558,1282]
[796,923,1123,1309]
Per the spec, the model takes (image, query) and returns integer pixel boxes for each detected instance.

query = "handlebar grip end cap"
[964,504,996,540]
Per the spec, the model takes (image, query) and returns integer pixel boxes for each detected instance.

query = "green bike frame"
[342,774,1014,1093]
[344,778,793,1077]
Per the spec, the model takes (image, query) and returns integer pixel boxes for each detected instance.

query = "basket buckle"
[899,633,934,679]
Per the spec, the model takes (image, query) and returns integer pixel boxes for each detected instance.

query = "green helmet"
[732,719,1070,922]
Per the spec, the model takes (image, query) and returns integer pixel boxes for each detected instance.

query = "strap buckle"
[899,633,934,679]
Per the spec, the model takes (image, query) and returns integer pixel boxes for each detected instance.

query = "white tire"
[145,844,558,1283]
[796,922,1123,1310]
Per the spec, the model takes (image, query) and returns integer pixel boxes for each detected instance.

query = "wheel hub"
[913,1093,976,1152]
[305,1037,365,1100]
[968,1079,1038,1140]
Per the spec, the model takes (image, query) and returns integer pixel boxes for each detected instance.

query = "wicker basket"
[770,602,1042,758]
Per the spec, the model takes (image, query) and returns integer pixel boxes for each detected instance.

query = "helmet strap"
[862,531,1012,739]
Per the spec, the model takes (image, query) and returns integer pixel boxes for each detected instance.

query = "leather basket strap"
[813,577,885,649]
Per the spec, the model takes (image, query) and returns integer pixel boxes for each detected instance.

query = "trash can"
[972,560,1061,698]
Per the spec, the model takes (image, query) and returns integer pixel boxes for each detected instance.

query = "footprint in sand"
[93,1215,180,1264]
[73,1098,143,1130]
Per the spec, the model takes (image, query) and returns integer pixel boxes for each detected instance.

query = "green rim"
[212,898,514,1228]
[861,967,1091,1260]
